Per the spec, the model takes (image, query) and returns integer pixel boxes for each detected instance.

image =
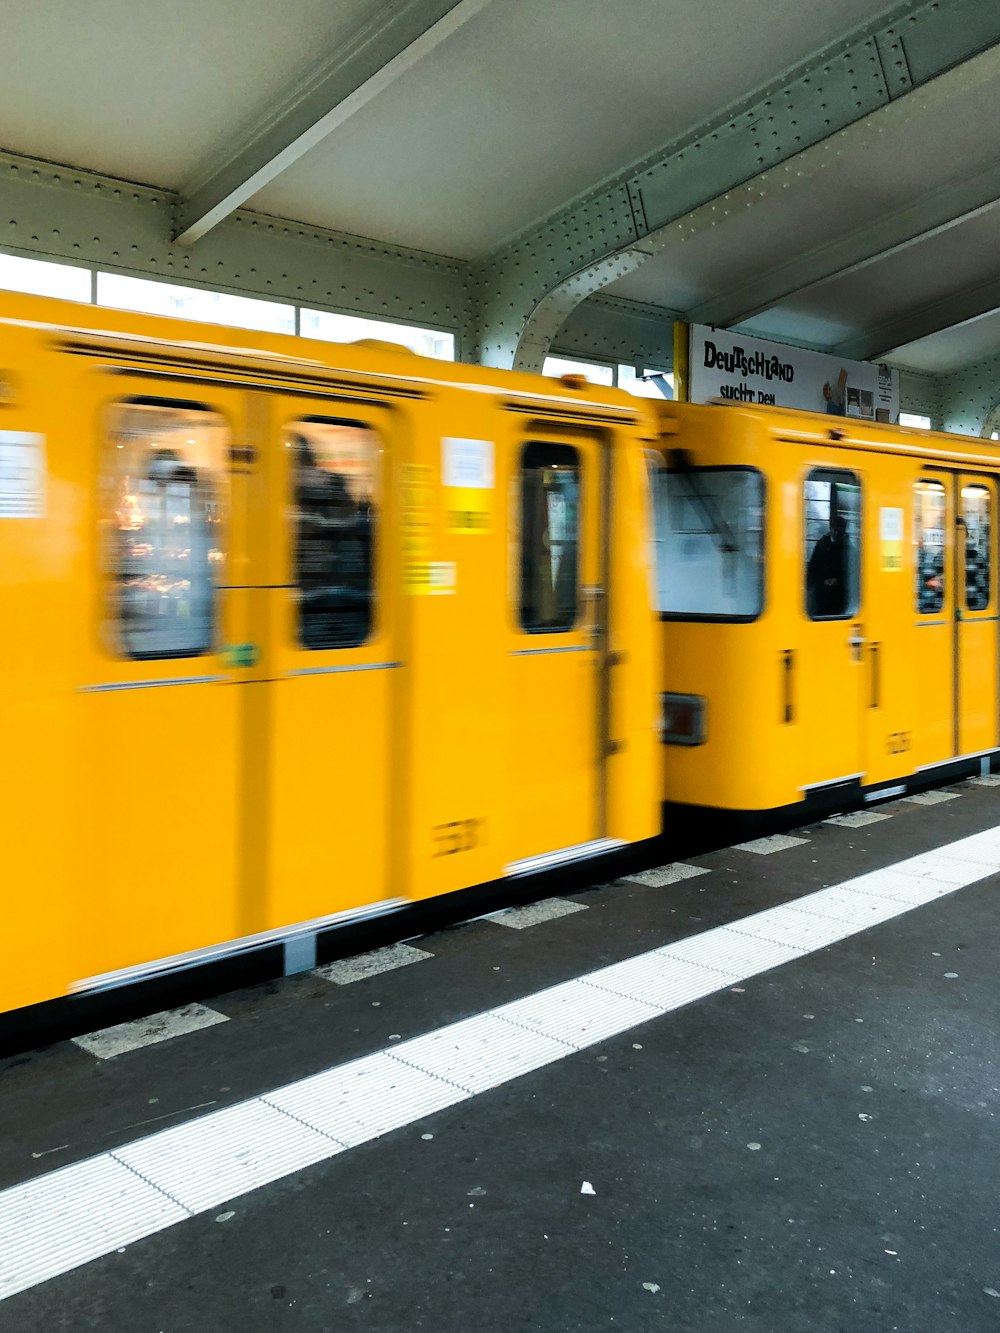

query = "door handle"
[782,649,794,723]
[869,641,881,709]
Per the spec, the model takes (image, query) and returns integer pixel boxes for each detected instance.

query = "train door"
[912,472,954,769]
[910,470,997,768]
[262,397,400,933]
[797,467,865,791]
[505,430,609,869]
[955,473,998,758]
[79,383,247,982]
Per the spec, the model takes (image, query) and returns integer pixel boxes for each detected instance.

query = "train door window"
[288,419,378,649]
[804,470,861,620]
[519,442,580,632]
[649,465,764,620]
[914,479,946,614]
[962,483,992,611]
[106,400,225,660]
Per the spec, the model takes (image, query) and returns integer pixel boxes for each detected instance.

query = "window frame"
[107,395,224,663]
[803,466,862,623]
[516,439,582,635]
[913,477,947,617]
[289,414,381,652]
[648,461,767,625]
[960,479,993,614]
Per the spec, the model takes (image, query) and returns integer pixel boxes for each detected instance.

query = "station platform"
[3,782,1000,1331]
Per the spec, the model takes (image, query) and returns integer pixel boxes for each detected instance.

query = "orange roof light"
[560,373,588,390]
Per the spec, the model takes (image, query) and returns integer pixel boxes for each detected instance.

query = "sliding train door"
[911,470,998,769]
[78,379,247,984]
[955,473,998,758]
[796,466,865,792]
[504,426,609,870]
[261,394,400,933]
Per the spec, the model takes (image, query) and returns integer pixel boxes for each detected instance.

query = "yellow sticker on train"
[880,506,904,572]
[442,437,493,534]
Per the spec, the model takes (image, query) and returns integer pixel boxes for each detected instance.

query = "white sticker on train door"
[442,437,493,534]
[0,432,45,518]
[880,507,903,572]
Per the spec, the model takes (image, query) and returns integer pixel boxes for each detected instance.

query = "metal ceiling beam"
[174,0,492,246]
[690,160,1000,329]
[835,275,1000,363]
[473,0,1000,371]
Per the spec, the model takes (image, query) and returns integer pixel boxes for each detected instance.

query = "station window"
[519,442,580,632]
[290,419,378,649]
[106,400,225,660]
[649,463,764,620]
[804,470,861,620]
[914,480,946,614]
[542,356,614,386]
[0,250,91,302]
[962,483,992,612]
[97,273,296,334]
[300,309,455,360]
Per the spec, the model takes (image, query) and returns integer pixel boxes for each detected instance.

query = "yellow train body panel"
[0,292,661,1017]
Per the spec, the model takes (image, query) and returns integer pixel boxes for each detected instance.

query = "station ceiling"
[6,0,1000,374]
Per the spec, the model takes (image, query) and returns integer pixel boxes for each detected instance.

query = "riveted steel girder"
[474,0,1000,371]
[0,152,470,340]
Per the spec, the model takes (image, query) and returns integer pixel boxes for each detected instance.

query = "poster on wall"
[686,324,899,422]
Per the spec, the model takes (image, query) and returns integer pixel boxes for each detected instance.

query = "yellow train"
[0,292,659,1021]
[0,291,995,1025]
[650,401,998,817]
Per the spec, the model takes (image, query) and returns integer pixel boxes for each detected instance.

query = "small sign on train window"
[0,432,45,518]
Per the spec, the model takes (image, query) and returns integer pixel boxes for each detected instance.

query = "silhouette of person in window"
[966,538,990,610]
[807,503,853,617]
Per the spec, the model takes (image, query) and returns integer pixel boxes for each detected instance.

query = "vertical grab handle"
[782,649,794,723]
[870,641,881,709]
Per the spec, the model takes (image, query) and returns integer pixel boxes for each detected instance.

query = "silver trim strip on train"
[78,674,225,693]
[504,837,626,878]
[69,898,408,995]
[287,661,402,677]
[510,645,592,657]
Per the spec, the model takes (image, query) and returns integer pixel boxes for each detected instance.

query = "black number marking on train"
[886,731,912,755]
[432,818,485,857]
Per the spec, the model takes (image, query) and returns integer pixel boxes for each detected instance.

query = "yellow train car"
[649,401,1000,817]
[0,292,661,1021]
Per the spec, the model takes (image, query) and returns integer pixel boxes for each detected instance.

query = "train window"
[649,465,764,620]
[962,483,992,612]
[290,419,377,649]
[914,480,946,614]
[106,401,225,660]
[519,442,580,632]
[804,470,861,620]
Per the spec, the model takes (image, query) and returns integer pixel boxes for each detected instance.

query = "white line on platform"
[485,897,588,929]
[905,790,959,805]
[4,825,1000,1302]
[314,942,432,985]
[72,1004,229,1060]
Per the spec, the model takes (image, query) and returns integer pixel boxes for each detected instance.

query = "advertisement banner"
[687,324,899,422]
